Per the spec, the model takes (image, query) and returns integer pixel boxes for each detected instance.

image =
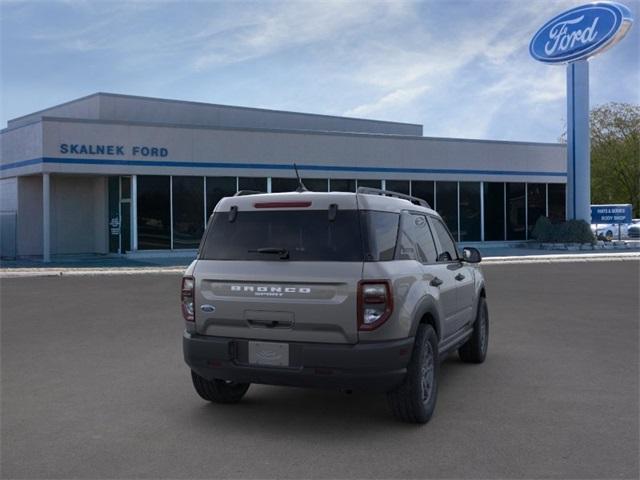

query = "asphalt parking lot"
[1,261,638,479]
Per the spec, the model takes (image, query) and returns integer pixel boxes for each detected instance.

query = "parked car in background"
[627,219,640,239]
[591,223,629,240]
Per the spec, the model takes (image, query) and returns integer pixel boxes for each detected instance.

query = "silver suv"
[182,187,488,423]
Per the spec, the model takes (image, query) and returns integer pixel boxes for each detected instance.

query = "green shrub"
[532,216,553,242]
[531,217,595,244]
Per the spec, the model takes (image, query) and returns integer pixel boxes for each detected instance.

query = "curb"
[482,252,640,264]
[1,252,639,278]
[0,266,186,278]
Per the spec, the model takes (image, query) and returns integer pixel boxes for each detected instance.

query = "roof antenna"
[293,163,308,192]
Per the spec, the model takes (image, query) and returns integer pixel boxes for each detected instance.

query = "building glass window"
[120,176,131,199]
[527,183,546,235]
[206,177,237,216]
[137,175,171,250]
[330,179,356,192]
[271,177,298,193]
[385,180,410,195]
[303,178,328,192]
[411,181,434,208]
[548,183,566,223]
[238,177,267,192]
[459,182,481,242]
[172,176,204,249]
[506,183,526,240]
[483,182,505,241]
[435,181,458,241]
[357,179,381,189]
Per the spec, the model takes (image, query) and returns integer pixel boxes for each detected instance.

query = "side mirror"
[437,252,452,262]
[462,247,482,263]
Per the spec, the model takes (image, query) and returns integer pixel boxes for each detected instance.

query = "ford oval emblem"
[530,2,633,64]
[200,304,216,313]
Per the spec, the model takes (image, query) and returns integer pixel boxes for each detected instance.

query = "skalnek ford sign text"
[530,2,633,64]
[59,144,168,157]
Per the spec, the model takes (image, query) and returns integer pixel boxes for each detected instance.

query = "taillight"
[181,276,195,322]
[357,280,393,331]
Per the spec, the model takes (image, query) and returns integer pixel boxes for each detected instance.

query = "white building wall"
[7,95,101,129]
[0,177,18,258]
[1,121,43,165]
[0,177,17,211]
[50,175,108,255]
[14,175,108,257]
[17,176,43,256]
[37,118,566,184]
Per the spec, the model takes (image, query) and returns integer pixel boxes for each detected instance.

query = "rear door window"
[200,210,363,261]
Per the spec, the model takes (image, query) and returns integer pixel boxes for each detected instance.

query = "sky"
[1,0,638,143]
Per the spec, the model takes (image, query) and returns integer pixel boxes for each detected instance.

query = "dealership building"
[0,92,566,260]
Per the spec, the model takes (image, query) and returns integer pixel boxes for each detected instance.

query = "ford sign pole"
[567,59,590,222]
[529,2,633,223]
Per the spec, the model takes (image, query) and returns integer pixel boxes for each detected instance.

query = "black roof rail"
[357,187,431,209]
[234,190,264,196]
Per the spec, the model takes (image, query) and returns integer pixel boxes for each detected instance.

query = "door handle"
[455,273,465,281]
[430,277,443,287]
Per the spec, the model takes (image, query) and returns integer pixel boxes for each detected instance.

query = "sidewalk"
[1,247,638,278]
[475,245,640,258]
[0,254,195,278]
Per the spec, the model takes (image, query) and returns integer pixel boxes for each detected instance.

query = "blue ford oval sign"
[530,2,633,64]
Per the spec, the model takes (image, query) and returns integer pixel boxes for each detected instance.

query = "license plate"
[248,341,289,367]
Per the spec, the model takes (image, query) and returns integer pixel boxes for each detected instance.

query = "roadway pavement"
[1,261,638,479]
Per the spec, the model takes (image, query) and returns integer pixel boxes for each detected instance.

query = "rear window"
[201,210,363,261]
[200,209,400,262]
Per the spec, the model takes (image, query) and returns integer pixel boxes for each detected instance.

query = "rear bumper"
[183,332,414,392]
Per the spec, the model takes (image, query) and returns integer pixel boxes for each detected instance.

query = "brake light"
[254,201,312,208]
[181,276,195,322]
[357,280,393,331]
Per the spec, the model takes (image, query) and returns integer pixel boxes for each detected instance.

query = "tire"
[458,296,489,364]
[387,324,439,424]
[191,370,250,404]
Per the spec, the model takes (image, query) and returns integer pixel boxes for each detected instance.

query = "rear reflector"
[254,201,312,208]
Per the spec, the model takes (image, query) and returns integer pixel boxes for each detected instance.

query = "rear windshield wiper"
[248,247,290,260]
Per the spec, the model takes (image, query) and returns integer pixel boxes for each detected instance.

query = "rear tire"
[458,296,489,364]
[191,371,250,404]
[387,324,439,424]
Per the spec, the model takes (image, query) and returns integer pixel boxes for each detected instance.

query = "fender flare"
[409,295,443,340]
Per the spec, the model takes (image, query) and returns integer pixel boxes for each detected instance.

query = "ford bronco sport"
[182,187,488,423]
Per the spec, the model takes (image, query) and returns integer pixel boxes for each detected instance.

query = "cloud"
[191,0,411,71]
[1,0,636,142]
[344,85,430,117]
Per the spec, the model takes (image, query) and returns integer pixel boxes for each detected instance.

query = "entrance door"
[120,202,131,253]
[108,176,133,254]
